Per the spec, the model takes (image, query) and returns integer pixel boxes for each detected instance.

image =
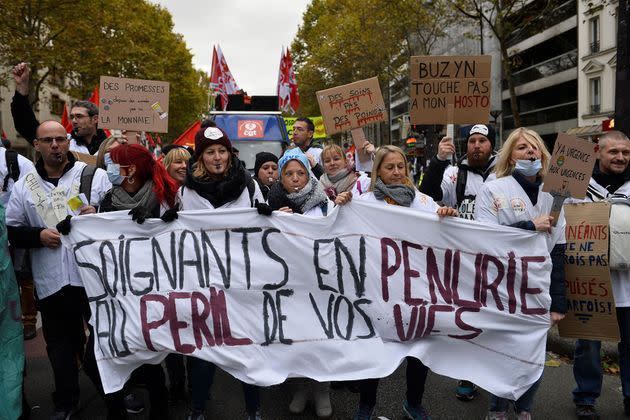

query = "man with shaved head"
[5,120,119,419]
[570,130,630,419]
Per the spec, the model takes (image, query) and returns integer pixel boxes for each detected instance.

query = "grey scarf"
[319,167,357,199]
[373,177,415,207]
[287,177,329,214]
[111,180,159,212]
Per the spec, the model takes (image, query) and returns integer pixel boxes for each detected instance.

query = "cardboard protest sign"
[543,133,596,199]
[284,116,327,139]
[409,55,492,125]
[71,151,97,166]
[64,201,553,400]
[316,77,387,135]
[98,76,170,133]
[559,202,619,341]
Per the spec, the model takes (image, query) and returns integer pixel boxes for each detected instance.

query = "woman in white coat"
[474,127,567,420]
[180,126,264,420]
[319,144,370,200]
[354,145,456,420]
[267,147,351,418]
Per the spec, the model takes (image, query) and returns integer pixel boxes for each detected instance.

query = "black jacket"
[11,91,107,154]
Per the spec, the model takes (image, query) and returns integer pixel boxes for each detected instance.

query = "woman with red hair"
[99,144,178,419]
[101,144,179,219]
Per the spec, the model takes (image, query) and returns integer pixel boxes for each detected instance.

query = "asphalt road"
[23,331,627,420]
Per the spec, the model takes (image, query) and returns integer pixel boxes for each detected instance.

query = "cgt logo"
[238,120,264,138]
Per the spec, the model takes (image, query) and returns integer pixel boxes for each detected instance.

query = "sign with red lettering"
[409,55,492,125]
[63,201,553,400]
[543,133,596,199]
[559,202,619,341]
[237,120,264,138]
[316,77,387,135]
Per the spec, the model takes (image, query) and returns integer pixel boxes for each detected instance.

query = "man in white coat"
[5,121,117,419]
[571,130,630,420]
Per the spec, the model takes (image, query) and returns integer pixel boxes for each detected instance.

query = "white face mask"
[104,153,127,186]
[514,159,542,177]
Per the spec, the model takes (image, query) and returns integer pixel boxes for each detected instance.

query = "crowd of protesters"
[1,61,630,420]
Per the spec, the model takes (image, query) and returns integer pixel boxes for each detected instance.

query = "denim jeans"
[573,307,630,405]
[489,375,542,413]
[190,357,260,413]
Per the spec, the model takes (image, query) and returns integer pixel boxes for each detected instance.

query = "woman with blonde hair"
[475,127,567,420]
[354,145,456,420]
[319,144,370,200]
[163,146,192,186]
[179,126,264,420]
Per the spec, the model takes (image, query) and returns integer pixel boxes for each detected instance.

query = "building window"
[589,77,601,114]
[589,16,600,53]
[50,94,64,116]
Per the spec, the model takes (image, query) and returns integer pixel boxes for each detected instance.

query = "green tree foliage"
[453,0,565,128]
[291,0,456,117]
[0,0,208,140]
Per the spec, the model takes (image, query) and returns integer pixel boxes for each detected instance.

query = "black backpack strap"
[455,166,468,207]
[80,165,97,203]
[586,184,606,202]
[2,150,20,192]
[246,177,256,207]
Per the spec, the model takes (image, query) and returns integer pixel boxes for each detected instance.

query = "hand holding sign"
[437,137,456,161]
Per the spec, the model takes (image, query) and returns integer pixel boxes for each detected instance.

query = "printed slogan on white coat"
[63,202,553,399]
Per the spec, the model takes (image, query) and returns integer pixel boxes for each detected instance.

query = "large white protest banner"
[62,201,552,400]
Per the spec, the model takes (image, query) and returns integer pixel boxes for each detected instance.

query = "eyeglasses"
[69,114,89,120]
[37,136,69,144]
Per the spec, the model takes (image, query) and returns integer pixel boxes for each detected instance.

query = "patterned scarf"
[319,167,357,199]
[268,177,329,214]
[110,180,159,212]
[373,177,415,207]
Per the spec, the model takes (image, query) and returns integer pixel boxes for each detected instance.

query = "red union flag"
[238,120,264,138]
[277,47,299,115]
[211,45,241,110]
[60,103,73,133]
[277,48,289,112]
[286,48,299,113]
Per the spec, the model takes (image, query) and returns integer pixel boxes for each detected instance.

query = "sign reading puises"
[559,202,619,341]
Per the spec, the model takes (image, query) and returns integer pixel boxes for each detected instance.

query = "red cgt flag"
[277,48,299,114]
[210,45,241,111]
[285,48,299,114]
[277,47,289,112]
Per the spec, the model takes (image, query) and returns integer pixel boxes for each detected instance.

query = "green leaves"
[0,0,209,141]
[291,0,456,116]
